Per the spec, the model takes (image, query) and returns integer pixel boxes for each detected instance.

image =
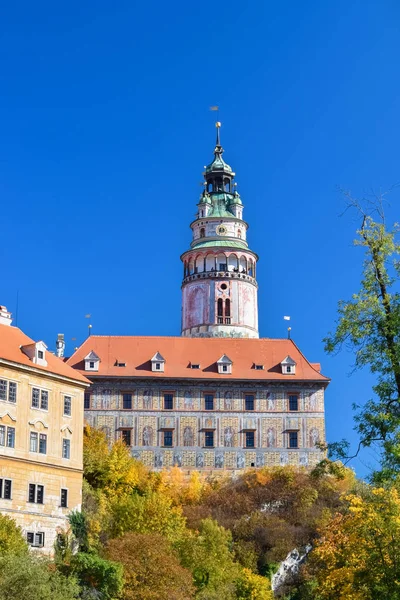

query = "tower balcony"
[182,268,258,287]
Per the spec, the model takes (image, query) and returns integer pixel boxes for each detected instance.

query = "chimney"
[0,306,12,326]
[55,333,65,358]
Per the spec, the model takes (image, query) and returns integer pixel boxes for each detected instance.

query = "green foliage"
[324,206,400,472]
[70,552,123,600]
[177,518,241,599]
[0,553,79,600]
[108,490,187,542]
[0,514,27,556]
[68,510,89,552]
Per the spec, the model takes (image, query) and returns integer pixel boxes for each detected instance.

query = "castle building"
[67,124,328,471]
[0,307,89,551]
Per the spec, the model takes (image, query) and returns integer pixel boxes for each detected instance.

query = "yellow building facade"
[0,306,89,552]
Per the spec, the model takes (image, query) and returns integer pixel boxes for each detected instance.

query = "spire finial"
[215,121,221,146]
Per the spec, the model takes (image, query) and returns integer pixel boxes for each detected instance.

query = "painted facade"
[0,307,89,552]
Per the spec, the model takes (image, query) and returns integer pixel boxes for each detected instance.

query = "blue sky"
[1,0,399,477]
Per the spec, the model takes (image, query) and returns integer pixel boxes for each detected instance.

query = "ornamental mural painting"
[183,426,194,446]
[224,391,233,410]
[267,427,276,448]
[224,426,235,447]
[184,391,194,409]
[142,425,153,447]
[143,390,152,409]
[267,392,275,411]
[309,428,320,448]
[184,284,209,329]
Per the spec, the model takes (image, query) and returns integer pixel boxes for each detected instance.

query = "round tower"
[181,123,259,338]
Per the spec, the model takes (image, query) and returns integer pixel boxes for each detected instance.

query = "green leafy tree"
[0,553,79,600]
[177,518,241,599]
[324,195,400,475]
[70,552,123,600]
[106,532,195,600]
[0,514,27,556]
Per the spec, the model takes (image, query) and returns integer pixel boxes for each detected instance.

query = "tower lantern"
[181,123,259,338]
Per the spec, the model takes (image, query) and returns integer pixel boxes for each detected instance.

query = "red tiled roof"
[67,336,329,382]
[0,324,90,384]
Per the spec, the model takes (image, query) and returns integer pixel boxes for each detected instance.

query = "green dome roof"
[205,155,233,174]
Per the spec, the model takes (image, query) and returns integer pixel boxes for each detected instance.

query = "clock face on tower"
[217,225,227,235]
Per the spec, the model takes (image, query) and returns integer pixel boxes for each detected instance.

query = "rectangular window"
[32,388,40,408]
[222,365,228,372]
[156,363,161,370]
[204,394,214,410]
[164,394,174,410]
[255,365,264,370]
[123,393,132,409]
[38,350,44,359]
[39,434,47,454]
[84,393,90,409]
[6,427,15,448]
[0,479,12,499]
[245,431,255,448]
[205,431,214,447]
[63,396,71,416]
[8,382,16,403]
[286,365,292,373]
[28,484,44,504]
[289,395,299,411]
[0,425,5,446]
[62,438,70,459]
[289,431,298,448]
[121,429,132,446]
[30,432,38,452]
[40,390,48,410]
[191,364,200,369]
[245,394,255,411]
[27,532,44,548]
[61,488,68,508]
[163,431,173,447]
[0,380,6,401]
[219,263,227,271]
[89,361,95,369]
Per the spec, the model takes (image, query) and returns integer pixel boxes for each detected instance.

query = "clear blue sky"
[1,0,399,477]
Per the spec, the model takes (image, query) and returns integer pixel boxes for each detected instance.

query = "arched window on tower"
[237,229,242,239]
[200,227,205,238]
[224,179,230,192]
[207,182,212,193]
[225,299,231,324]
[217,298,223,324]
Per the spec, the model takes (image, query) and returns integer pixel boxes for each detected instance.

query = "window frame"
[163,393,174,410]
[39,433,47,454]
[28,483,44,504]
[62,438,71,459]
[0,379,17,403]
[204,394,214,411]
[63,395,72,416]
[288,394,299,411]
[84,393,91,409]
[60,488,68,508]
[245,431,255,448]
[288,431,298,448]
[163,430,173,447]
[204,430,214,448]
[0,478,12,500]
[121,429,132,446]
[26,532,45,548]
[244,393,255,411]
[6,427,15,448]
[122,393,132,410]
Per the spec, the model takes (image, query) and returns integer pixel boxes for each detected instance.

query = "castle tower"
[181,123,259,338]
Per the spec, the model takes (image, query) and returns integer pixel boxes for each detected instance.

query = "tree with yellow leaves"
[308,486,400,599]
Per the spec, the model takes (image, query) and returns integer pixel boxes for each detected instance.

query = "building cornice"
[0,358,90,389]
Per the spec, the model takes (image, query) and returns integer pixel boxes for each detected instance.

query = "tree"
[70,552,123,600]
[106,532,195,600]
[324,195,400,474]
[177,518,241,599]
[235,568,274,600]
[307,486,400,599]
[0,514,27,556]
[0,554,79,600]
[108,490,187,542]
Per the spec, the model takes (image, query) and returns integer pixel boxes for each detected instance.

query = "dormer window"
[151,352,165,373]
[281,355,297,375]
[217,354,233,375]
[21,341,48,367]
[85,351,100,372]
[191,364,200,369]
[255,364,264,371]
